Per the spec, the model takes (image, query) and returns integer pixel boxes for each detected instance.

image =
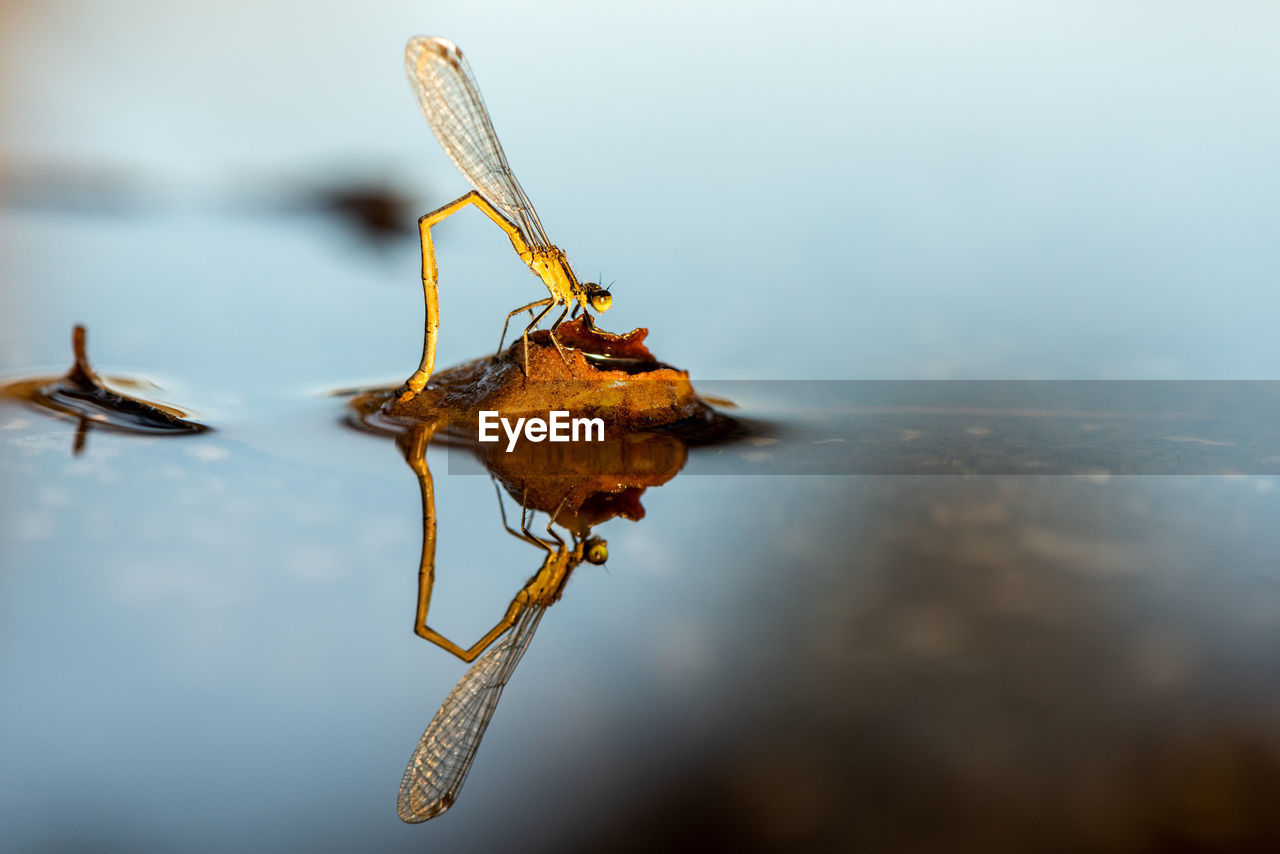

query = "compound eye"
[585,540,609,565]
[590,292,613,312]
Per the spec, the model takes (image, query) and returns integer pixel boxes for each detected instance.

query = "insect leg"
[544,497,568,547]
[493,477,552,549]
[520,300,560,376]
[498,298,553,356]
[399,191,533,401]
[414,472,535,661]
[545,305,572,365]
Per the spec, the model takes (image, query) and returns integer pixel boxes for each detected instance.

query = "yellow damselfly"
[400,36,612,398]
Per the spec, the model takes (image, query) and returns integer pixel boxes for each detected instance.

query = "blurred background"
[4,2,1280,851]
[4,0,1279,389]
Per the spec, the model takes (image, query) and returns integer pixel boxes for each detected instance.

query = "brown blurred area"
[565,734,1280,853]
[557,476,1280,853]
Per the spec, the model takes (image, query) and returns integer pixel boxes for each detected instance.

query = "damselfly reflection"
[410,470,608,665]
[386,423,687,823]
[398,482,607,822]
[400,36,612,398]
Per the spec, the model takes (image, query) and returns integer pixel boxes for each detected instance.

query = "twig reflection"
[0,325,209,455]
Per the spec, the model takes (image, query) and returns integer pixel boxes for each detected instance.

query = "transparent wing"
[405,36,552,250]
[397,604,547,822]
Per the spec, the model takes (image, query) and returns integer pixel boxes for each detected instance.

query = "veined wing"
[405,36,552,250]
[397,604,547,822]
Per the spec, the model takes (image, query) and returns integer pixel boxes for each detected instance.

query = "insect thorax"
[525,247,581,304]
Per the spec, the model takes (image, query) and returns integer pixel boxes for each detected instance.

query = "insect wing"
[397,605,547,822]
[405,36,551,249]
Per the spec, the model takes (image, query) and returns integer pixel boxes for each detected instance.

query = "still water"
[4,3,1280,851]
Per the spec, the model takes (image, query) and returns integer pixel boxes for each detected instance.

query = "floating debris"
[350,316,734,445]
[1,325,210,454]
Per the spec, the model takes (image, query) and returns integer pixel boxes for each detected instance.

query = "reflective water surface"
[5,3,1280,852]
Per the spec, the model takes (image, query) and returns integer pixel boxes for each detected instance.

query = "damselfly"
[400,36,613,398]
